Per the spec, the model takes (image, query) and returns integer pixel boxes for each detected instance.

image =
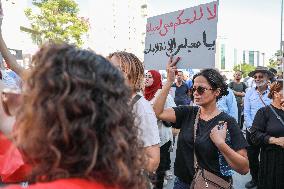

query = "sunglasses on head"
[253,75,264,79]
[192,86,213,95]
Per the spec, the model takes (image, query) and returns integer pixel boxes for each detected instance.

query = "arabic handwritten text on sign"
[144,1,218,70]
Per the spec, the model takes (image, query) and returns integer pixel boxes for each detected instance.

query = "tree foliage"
[233,63,255,77]
[25,0,90,47]
[268,50,281,69]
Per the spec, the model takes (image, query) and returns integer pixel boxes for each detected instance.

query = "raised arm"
[153,56,179,123]
[0,18,25,77]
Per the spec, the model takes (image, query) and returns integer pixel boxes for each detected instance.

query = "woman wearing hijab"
[144,70,176,189]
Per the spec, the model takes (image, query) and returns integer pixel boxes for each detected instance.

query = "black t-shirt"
[173,106,248,184]
[250,105,284,145]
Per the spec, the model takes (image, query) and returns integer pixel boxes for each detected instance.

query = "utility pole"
[281,0,284,92]
[281,0,283,55]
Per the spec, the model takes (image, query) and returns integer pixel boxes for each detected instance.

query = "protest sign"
[144,1,218,70]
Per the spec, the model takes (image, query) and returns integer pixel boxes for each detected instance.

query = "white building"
[215,37,266,72]
[84,0,148,60]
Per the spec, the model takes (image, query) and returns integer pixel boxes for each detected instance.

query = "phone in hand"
[217,121,225,130]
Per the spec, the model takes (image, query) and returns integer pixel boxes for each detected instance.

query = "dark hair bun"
[192,69,228,100]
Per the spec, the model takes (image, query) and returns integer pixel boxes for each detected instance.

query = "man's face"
[253,72,268,87]
[176,72,183,82]
[234,71,242,81]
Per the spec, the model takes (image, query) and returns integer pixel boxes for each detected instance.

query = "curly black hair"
[192,68,228,100]
[15,43,147,188]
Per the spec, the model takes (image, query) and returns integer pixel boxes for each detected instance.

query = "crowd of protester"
[0,8,283,189]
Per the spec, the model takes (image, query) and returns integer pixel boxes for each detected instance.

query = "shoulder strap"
[268,105,284,127]
[193,108,201,170]
[258,91,267,106]
[131,94,142,107]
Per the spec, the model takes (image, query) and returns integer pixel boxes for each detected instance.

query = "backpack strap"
[268,105,284,127]
[130,94,142,107]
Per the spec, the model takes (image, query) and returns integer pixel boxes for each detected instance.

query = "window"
[249,51,254,66]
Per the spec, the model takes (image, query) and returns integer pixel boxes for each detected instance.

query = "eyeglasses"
[253,75,263,79]
[192,86,213,95]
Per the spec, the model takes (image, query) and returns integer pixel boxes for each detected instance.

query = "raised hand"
[166,56,180,83]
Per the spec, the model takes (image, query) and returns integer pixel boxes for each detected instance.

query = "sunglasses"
[192,86,213,95]
[253,75,263,79]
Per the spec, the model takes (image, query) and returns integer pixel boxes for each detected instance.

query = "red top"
[0,132,31,183]
[6,178,120,189]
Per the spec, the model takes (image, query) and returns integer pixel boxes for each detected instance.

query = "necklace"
[200,109,220,121]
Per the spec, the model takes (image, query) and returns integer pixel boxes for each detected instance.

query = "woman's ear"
[215,88,221,98]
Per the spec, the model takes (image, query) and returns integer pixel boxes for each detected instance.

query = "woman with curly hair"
[250,80,284,189]
[5,43,147,189]
[153,57,249,189]
[108,52,160,173]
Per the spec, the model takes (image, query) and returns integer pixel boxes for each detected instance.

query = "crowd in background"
[0,9,283,189]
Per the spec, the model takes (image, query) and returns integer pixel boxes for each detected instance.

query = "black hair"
[269,68,277,75]
[192,68,228,100]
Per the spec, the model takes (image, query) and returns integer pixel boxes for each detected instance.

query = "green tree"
[25,0,90,47]
[267,50,281,69]
[233,63,256,77]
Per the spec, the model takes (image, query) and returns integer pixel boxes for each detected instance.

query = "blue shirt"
[244,87,271,129]
[217,88,238,121]
[186,79,193,89]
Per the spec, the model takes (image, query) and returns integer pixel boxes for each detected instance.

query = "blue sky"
[76,0,281,59]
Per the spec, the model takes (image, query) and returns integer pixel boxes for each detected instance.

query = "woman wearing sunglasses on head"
[153,57,249,189]
[250,80,284,189]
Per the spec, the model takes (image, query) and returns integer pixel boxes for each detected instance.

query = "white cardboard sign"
[144,1,218,70]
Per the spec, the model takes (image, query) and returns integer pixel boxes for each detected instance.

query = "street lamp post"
[281,0,283,54]
[281,0,284,92]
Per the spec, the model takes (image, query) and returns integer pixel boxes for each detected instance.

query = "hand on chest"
[195,120,219,152]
